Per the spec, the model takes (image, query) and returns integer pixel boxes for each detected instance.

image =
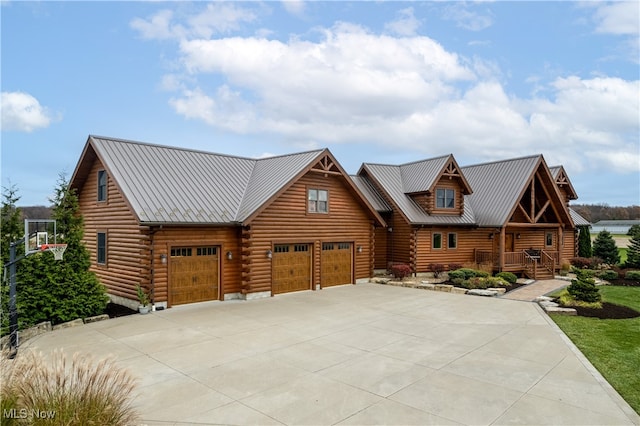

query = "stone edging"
[369,277,506,297]
[0,314,110,350]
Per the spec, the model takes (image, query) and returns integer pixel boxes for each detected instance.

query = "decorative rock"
[417,283,435,290]
[84,314,110,324]
[538,301,560,308]
[467,289,499,297]
[370,277,391,284]
[52,318,84,330]
[535,296,554,302]
[434,284,453,292]
[451,287,468,295]
[544,306,577,315]
[487,287,506,294]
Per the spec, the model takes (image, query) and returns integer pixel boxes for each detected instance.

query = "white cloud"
[384,7,421,36]
[281,0,305,17]
[1,91,56,132]
[442,3,494,31]
[131,4,256,41]
[593,1,639,35]
[141,7,637,176]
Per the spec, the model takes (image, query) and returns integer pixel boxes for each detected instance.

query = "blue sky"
[2,1,639,208]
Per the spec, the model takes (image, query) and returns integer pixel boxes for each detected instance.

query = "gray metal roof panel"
[363,163,476,225]
[569,208,591,226]
[91,136,255,224]
[350,175,393,213]
[235,150,325,221]
[400,155,451,194]
[461,155,541,227]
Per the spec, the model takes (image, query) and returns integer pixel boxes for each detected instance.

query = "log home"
[356,154,586,279]
[70,136,385,309]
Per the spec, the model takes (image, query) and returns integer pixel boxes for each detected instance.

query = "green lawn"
[550,286,640,414]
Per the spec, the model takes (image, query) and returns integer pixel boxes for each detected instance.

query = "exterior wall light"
[488,234,494,240]
[357,245,363,253]
[516,233,521,239]
[266,249,273,259]
[226,251,233,260]
[160,253,167,264]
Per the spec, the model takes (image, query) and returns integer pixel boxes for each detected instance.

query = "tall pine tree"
[16,174,109,327]
[1,185,24,335]
[577,226,592,258]
[592,230,620,265]
[625,233,640,268]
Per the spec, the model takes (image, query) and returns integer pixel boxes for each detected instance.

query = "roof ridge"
[255,148,326,162]
[89,134,258,162]
[462,154,542,169]
[363,154,452,168]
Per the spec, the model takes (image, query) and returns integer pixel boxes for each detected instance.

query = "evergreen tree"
[625,233,640,268]
[567,269,601,303]
[1,184,23,265]
[16,174,108,327]
[628,224,640,238]
[592,230,620,265]
[577,225,592,258]
[1,185,23,335]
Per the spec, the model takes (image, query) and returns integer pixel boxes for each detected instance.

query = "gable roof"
[70,136,383,226]
[549,165,578,200]
[358,159,476,225]
[358,153,575,228]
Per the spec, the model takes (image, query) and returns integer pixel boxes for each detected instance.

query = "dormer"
[549,165,577,206]
[402,155,473,216]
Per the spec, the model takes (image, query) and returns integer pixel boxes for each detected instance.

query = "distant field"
[591,234,631,249]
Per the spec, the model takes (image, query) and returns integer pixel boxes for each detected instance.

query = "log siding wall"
[79,159,150,302]
[246,171,376,294]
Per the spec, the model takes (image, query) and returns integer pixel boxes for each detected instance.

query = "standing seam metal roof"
[87,136,324,224]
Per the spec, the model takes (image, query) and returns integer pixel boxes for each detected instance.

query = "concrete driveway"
[22,283,639,425]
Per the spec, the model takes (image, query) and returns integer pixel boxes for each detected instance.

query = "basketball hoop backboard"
[25,219,57,254]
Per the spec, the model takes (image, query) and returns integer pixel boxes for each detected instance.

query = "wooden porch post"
[499,227,506,272]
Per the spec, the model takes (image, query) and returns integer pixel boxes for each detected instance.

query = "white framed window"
[308,188,328,213]
[97,170,107,202]
[433,233,442,249]
[436,188,455,209]
[448,233,457,249]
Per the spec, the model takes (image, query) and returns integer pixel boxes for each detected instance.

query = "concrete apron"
[19,283,640,425]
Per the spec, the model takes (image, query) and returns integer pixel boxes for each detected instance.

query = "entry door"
[321,242,353,287]
[506,234,515,252]
[170,246,219,305]
[272,244,312,294]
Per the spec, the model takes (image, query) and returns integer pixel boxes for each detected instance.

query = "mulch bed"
[571,302,640,320]
[104,303,137,318]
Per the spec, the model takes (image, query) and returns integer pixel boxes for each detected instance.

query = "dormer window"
[436,188,455,209]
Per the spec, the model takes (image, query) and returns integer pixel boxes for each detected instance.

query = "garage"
[272,243,312,294]
[170,246,219,305]
[321,242,353,287]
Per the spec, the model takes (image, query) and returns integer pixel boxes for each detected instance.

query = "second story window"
[436,188,455,209]
[98,170,107,202]
[308,189,328,213]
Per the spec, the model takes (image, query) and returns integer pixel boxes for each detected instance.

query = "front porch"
[475,249,559,280]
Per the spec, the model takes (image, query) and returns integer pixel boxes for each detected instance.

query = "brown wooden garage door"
[170,246,219,305]
[321,242,353,287]
[272,244,311,294]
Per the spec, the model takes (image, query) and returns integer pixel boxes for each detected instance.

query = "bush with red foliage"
[390,264,412,280]
[430,263,445,278]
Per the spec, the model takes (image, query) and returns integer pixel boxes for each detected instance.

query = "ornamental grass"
[1,349,138,425]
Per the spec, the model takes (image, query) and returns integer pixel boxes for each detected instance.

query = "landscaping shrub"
[593,230,620,265]
[459,277,489,289]
[496,271,517,284]
[430,263,445,278]
[577,225,592,258]
[567,273,601,303]
[1,350,138,425]
[390,264,412,280]
[448,263,463,271]
[597,270,619,281]
[570,257,603,269]
[625,232,640,268]
[455,268,489,280]
[448,270,466,281]
[625,271,640,281]
[484,276,510,288]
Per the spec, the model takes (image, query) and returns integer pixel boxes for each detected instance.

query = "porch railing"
[474,249,559,279]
